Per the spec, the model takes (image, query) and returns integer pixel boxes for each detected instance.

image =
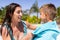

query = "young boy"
[22,4,60,40]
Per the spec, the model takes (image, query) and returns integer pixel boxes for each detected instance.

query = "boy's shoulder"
[37,21,58,30]
[42,21,57,27]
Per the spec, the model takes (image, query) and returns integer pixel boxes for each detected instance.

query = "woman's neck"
[11,21,24,32]
[11,21,22,28]
[11,21,18,28]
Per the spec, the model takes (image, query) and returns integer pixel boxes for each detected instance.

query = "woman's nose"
[19,12,22,16]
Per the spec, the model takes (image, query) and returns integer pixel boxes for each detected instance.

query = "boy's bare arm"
[26,22,37,30]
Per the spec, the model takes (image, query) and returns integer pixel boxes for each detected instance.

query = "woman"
[1,3,36,40]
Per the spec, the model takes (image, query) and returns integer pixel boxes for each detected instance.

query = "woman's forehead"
[15,7,22,11]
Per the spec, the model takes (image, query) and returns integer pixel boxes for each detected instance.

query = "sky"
[0,0,60,17]
[0,0,60,10]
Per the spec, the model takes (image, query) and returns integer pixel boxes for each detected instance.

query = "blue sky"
[0,0,60,17]
[0,0,60,10]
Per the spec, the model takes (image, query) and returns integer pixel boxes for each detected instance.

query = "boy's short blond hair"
[40,4,57,20]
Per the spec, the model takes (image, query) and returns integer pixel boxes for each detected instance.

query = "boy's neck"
[48,20,53,22]
[41,20,53,24]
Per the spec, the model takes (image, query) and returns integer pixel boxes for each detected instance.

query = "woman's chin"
[18,20,21,22]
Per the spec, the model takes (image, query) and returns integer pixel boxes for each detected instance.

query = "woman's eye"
[17,11,20,14]
[17,10,22,14]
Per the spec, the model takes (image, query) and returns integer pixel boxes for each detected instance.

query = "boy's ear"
[45,13,50,19]
[45,13,48,16]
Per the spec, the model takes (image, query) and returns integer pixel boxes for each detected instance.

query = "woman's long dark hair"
[4,3,21,24]
[1,3,21,35]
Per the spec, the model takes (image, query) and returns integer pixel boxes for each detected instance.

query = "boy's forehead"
[40,10,45,14]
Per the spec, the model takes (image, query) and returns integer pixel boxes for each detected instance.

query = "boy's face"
[40,11,47,23]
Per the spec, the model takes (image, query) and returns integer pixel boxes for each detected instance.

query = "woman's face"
[11,7,22,23]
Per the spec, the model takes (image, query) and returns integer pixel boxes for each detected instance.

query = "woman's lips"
[18,16,22,19]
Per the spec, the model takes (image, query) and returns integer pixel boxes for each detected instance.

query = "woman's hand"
[2,27,11,40]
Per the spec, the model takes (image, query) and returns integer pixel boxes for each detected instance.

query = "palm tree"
[29,0,39,23]
[0,7,6,18]
[23,9,30,15]
[0,7,6,24]
[57,7,60,17]
[56,7,60,24]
